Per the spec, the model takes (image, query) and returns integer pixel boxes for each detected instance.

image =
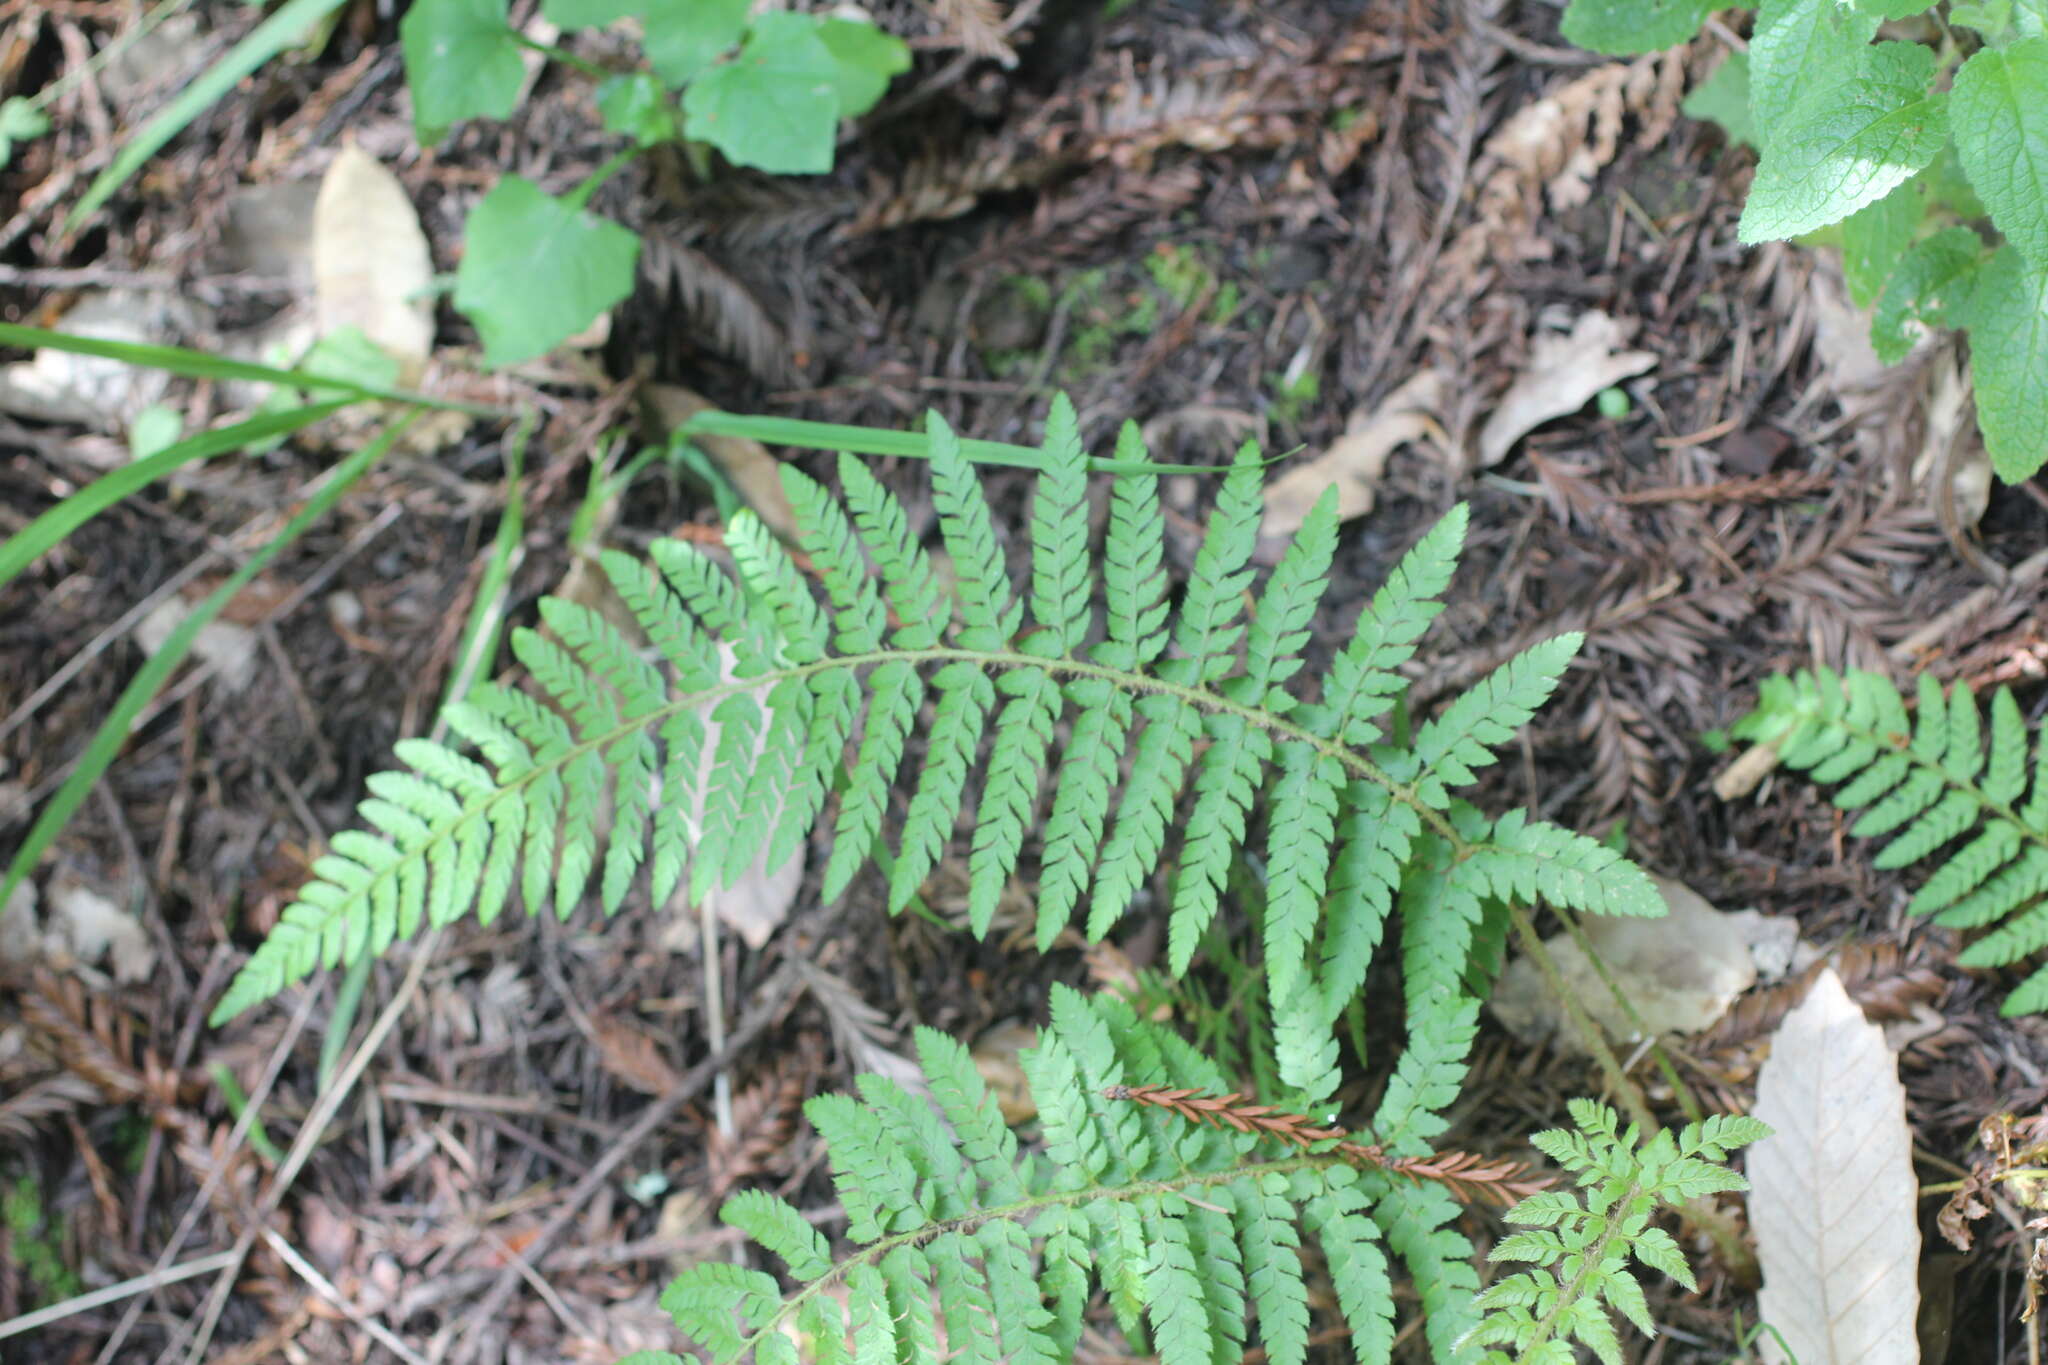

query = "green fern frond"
[657,986,1478,1365]
[214,397,1662,1050]
[1734,667,2048,1015]
[1464,1102,1769,1365]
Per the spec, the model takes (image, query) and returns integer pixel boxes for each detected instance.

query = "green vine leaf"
[681,11,843,174]
[399,0,526,142]
[451,175,642,369]
[1558,0,1716,54]
[644,0,751,87]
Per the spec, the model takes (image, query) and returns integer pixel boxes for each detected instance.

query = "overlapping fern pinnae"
[649,986,1490,1365]
[1733,667,2048,1016]
[213,394,1664,1029]
[1463,1101,1769,1365]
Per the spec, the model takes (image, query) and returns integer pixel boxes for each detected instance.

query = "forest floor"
[3,0,2047,1361]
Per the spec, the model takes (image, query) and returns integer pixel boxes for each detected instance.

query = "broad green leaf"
[452,176,641,368]
[817,17,912,118]
[1949,38,2048,270]
[1739,43,1948,243]
[542,0,640,26]
[644,0,752,87]
[127,404,183,461]
[301,325,403,391]
[1682,51,1754,148]
[597,72,682,146]
[1750,0,1880,134]
[1559,0,1715,54]
[1839,178,1923,306]
[0,95,49,168]
[682,12,840,174]
[1856,0,1933,16]
[1871,226,1984,363]
[1953,0,2048,40]
[401,0,526,142]
[1923,141,1988,219]
[1960,244,2048,482]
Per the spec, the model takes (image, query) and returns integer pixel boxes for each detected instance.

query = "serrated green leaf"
[817,17,912,119]
[1560,0,1715,54]
[399,0,526,142]
[1959,243,2048,482]
[1750,0,1880,134]
[1871,226,1984,364]
[1740,42,1948,243]
[1838,177,1923,307]
[683,12,841,174]
[452,175,642,368]
[1954,0,2048,41]
[1682,51,1754,148]
[1950,37,2048,270]
[644,0,751,86]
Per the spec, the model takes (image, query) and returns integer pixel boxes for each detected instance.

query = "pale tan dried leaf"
[592,1017,684,1096]
[1750,968,1921,1365]
[641,385,800,542]
[136,598,260,694]
[971,1019,1040,1125]
[1476,311,1655,469]
[313,145,435,378]
[1256,369,1445,561]
[44,879,156,984]
[1489,877,1755,1048]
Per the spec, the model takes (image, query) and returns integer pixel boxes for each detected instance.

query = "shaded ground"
[4,0,2048,1360]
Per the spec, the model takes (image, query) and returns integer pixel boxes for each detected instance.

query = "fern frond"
[657,986,1483,1365]
[218,396,1659,1101]
[1464,1104,1769,1365]
[1734,667,2048,1015]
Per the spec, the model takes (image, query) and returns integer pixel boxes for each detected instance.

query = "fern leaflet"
[1734,667,2048,1015]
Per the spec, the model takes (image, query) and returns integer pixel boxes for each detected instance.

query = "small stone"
[1261,241,1327,293]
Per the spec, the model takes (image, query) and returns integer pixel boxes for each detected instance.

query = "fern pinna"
[214,396,1662,1082]
[1734,667,2048,1015]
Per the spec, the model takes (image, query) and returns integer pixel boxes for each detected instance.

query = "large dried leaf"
[1750,968,1921,1365]
[1256,369,1445,562]
[1476,310,1655,469]
[312,145,435,378]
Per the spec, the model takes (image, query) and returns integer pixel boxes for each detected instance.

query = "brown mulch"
[3,0,2047,1361]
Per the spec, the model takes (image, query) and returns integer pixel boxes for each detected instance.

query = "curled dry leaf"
[1750,968,1921,1365]
[42,878,156,984]
[1475,310,1655,470]
[313,144,436,379]
[1255,368,1445,562]
[970,1019,1040,1125]
[641,384,801,543]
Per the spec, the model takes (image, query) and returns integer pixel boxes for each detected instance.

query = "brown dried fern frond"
[638,234,800,387]
[931,0,1018,67]
[0,1072,100,1149]
[1108,1084,1550,1207]
[1579,683,1663,818]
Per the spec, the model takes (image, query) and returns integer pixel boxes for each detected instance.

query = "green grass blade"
[65,0,352,229]
[0,400,351,594]
[0,323,493,412]
[675,409,1226,475]
[0,412,418,916]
